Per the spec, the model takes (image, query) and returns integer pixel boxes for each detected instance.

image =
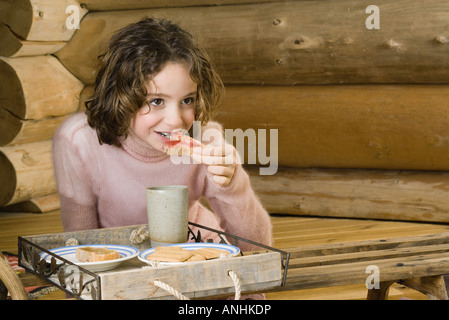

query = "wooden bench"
[3,220,449,300]
[277,231,449,300]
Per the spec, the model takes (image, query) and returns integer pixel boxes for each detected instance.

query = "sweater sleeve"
[52,124,99,231]
[200,122,273,250]
[204,164,273,250]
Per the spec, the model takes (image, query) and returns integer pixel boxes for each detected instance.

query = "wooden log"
[0,0,88,57]
[247,166,449,223]
[0,56,83,119]
[0,111,71,146]
[80,84,449,171]
[56,0,449,85]
[0,56,83,146]
[216,85,449,171]
[0,0,88,40]
[0,140,56,207]
[81,0,279,11]
[0,24,66,57]
[0,193,60,214]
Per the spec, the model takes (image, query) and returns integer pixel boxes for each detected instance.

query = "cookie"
[185,253,207,262]
[154,246,183,251]
[147,247,193,262]
[193,247,229,260]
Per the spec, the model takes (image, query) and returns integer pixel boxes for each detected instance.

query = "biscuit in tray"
[192,247,229,260]
[146,245,231,263]
[185,253,207,262]
[147,246,193,262]
[76,246,120,262]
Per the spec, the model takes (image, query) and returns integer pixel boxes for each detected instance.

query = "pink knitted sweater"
[52,112,272,251]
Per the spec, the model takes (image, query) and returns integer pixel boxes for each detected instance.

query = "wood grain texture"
[248,167,449,223]
[81,0,278,11]
[0,56,83,146]
[3,211,447,299]
[0,0,86,40]
[56,0,449,85]
[0,25,66,57]
[99,252,281,300]
[217,85,449,170]
[0,140,56,206]
[282,233,449,292]
[0,193,60,213]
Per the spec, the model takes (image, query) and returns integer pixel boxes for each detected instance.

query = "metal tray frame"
[18,222,289,300]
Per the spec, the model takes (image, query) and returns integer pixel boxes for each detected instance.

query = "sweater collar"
[121,129,169,162]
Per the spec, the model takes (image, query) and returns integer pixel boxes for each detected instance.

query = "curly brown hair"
[85,18,224,146]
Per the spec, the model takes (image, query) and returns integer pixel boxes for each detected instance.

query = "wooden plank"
[270,215,449,248]
[278,232,449,293]
[23,224,152,252]
[274,228,449,249]
[273,220,423,239]
[249,167,449,223]
[288,243,449,268]
[284,252,449,290]
[56,0,449,85]
[99,252,281,300]
[284,232,449,259]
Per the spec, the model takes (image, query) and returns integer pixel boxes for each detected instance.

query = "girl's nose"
[164,104,183,127]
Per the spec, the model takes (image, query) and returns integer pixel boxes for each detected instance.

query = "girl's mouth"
[155,130,184,141]
[156,131,171,139]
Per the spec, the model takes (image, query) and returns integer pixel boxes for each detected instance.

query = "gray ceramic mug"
[146,185,189,247]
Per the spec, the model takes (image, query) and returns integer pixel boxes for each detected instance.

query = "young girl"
[52,18,272,257]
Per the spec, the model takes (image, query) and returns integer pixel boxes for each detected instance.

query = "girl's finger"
[212,174,231,187]
[207,164,234,177]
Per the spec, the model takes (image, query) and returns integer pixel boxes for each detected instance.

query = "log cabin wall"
[1,0,449,222]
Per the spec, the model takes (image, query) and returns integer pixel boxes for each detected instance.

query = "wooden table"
[4,224,449,300]
[277,231,449,299]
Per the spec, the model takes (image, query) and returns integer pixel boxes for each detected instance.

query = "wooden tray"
[18,223,286,300]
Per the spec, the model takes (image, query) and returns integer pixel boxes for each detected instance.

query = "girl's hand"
[192,144,238,187]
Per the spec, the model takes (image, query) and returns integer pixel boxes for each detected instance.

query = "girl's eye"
[182,97,196,105]
[149,98,164,106]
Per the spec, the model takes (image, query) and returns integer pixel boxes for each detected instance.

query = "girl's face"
[130,62,197,151]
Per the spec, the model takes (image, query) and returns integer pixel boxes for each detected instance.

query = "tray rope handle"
[153,270,241,300]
